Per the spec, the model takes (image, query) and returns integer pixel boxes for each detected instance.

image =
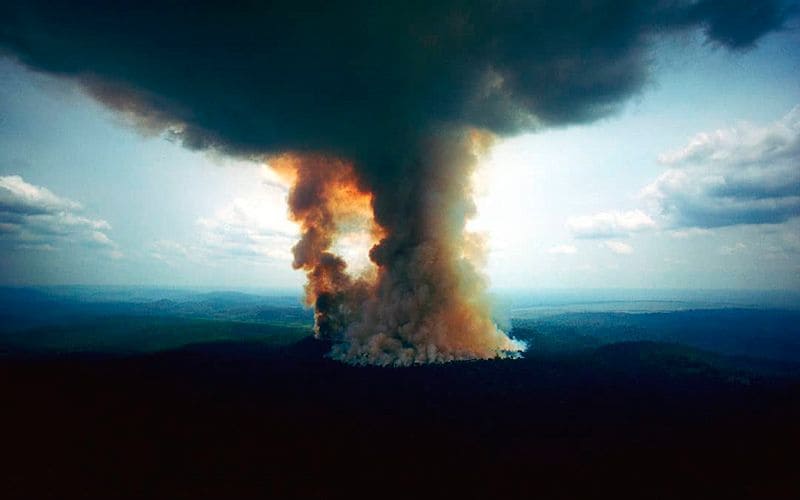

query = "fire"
[267,153,381,337]
[266,128,526,366]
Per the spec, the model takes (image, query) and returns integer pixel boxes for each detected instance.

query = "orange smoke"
[267,128,525,366]
[268,153,380,338]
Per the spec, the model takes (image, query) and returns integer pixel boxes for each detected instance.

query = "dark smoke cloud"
[0,1,789,160]
[0,0,790,364]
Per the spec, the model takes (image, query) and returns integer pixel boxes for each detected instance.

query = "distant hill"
[0,315,311,356]
[512,308,800,363]
[0,286,313,333]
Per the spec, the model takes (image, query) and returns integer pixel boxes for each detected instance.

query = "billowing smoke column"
[268,153,378,342]
[273,130,525,364]
[0,0,790,364]
[337,129,524,364]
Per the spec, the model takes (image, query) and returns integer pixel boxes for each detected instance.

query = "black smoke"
[0,1,789,159]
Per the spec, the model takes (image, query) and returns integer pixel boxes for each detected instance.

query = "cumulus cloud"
[567,106,800,239]
[658,107,800,168]
[643,106,800,228]
[0,174,119,255]
[0,175,80,214]
[602,241,634,255]
[149,176,299,265]
[196,196,297,261]
[567,209,656,239]
[547,244,577,255]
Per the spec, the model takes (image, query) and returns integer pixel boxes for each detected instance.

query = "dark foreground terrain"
[2,288,799,498]
[3,337,799,498]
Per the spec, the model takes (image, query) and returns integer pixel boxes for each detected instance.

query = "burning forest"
[0,0,789,364]
[271,131,525,364]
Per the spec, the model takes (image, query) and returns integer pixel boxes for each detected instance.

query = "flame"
[267,153,381,337]
[266,128,525,366]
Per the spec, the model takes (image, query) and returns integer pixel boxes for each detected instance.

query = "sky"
[1,13,799,291]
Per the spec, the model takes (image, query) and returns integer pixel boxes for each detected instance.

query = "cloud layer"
[644,106,800,228]
[568,106,800,240]
[196,196,297,262]
[0,175,119,255]
[568,209,656,238]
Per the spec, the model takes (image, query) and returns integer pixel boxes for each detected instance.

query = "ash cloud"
[0,0,789,364]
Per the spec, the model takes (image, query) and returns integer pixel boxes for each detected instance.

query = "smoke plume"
[271,130,525,364]
[269,153,378,342]
[0,0,790,364]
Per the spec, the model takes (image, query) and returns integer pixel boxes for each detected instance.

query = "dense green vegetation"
[2,315,311,355]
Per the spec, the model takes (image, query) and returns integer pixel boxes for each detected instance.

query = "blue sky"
[1,28,798,290]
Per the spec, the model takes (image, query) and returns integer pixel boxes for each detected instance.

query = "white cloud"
[567,209,656,238]
[643,106,800,228]
[196,194,298,262]
[566,106,800,243]
[547,244,577,255]
[150,174,299,266]
[187,168,378,270]
[89,230,114,247]
[0,174,119,256]
[602,241,633,254]
[658,106,800,168]
[0,175,81,214]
